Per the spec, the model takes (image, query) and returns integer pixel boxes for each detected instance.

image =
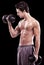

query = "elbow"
[10,34,15,38]
[11,35,15,38]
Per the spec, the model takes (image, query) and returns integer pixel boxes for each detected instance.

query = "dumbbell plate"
[2,15,8,24]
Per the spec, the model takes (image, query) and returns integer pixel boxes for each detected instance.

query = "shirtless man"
[6,1,41,65]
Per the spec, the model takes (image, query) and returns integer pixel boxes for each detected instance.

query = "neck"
[24,12,31,21]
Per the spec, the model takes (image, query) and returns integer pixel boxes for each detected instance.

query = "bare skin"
[6,9,41,61]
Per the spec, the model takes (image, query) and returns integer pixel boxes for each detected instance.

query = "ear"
[24,10,25,12]
[23,10,26,13]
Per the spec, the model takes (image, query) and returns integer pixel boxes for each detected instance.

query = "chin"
[20,16,24,18]
[19,16,22,18]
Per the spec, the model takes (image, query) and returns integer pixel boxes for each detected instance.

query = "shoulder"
[32,18,41,33]
[32,17,40,28]
[30,17,41,33]
[18,19,24,25]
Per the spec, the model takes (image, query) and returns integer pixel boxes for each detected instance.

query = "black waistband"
[19,45,34,47]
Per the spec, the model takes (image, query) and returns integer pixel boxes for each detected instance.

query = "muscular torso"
[18,18,35,46]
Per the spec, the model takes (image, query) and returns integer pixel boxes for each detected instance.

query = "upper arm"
[14,25,20,33]
[34,21,41,40]
[10,23,20,38]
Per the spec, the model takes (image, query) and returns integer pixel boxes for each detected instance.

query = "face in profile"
[16,8,24,18]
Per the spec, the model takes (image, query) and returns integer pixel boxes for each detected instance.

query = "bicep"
[14,25,20,34]
[10,25,20,38]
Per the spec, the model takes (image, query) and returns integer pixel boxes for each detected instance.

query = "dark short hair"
[15,1,29,13]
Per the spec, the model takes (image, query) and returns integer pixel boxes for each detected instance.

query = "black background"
[0,0,44,65]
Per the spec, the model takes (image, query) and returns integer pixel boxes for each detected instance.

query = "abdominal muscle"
[19,29,34,46]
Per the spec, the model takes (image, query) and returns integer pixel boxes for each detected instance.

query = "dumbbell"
[35,56,42,65]
[28,55,36,63]
[28,55,42,65]
[2,14,16,24]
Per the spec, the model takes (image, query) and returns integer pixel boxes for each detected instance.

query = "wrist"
[34,53,38,61]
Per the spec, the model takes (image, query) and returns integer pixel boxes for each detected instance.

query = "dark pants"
[17,45,35,65]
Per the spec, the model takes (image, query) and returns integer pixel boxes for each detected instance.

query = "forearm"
[34,37,40,55]
[7,21,14,37]
[8,21,19,38]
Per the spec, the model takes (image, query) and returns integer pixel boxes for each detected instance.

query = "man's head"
[15,1,29,18]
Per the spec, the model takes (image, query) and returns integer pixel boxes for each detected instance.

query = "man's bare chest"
[19,20,33,31]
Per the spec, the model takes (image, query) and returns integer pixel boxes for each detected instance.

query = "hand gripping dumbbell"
[2,14,16,24]
[28,55,42,65]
